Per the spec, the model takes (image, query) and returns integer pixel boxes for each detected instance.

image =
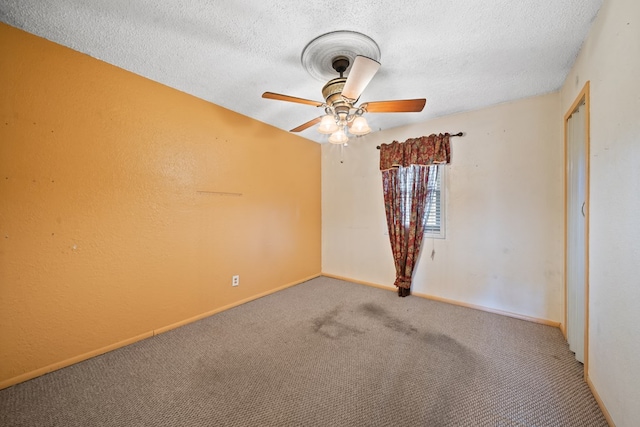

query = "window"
[424,165,445,238]
[401,164,445,239]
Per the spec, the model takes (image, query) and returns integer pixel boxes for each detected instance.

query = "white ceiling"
[0,0,603,143]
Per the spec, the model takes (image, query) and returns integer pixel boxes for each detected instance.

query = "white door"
[566,101,587,363]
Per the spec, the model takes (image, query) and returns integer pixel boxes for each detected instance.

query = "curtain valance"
[379,133,451,171]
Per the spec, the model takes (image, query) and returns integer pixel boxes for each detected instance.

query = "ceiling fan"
[262,54,426,144]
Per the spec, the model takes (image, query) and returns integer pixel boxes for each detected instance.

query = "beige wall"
[0,24,321,388]
[323,92,564,323]
[560,0,640,424]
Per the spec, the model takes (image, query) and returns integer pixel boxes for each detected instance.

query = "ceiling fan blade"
[290,116,323,132]
[361,99,426,113]
[262,92,324,107]
[341,56,381,102]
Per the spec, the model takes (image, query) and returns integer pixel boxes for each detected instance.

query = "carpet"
[0,277,607,426]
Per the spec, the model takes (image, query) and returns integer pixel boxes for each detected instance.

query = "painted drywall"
[323,92,563,322]
[560,0,640,424]
[0,23,321,387]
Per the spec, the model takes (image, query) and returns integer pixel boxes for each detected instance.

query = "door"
[566,98,588,364]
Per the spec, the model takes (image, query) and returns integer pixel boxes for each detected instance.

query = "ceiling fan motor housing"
[322,77,351,119]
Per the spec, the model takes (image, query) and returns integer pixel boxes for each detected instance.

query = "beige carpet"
[0,277,607,426]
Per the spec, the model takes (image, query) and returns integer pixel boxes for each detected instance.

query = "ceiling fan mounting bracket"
[331,56,350,77]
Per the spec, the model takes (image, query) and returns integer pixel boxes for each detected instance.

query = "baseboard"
[322,273,561,328]
[154,273,321,334]
[0,330,154,391]
[587,376,616,426]
[0,273,320,391]
[322,274,397,292]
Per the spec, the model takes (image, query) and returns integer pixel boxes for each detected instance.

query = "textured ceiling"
[0,0,603,143]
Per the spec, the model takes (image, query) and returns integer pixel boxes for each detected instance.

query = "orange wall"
[0,23,321,388]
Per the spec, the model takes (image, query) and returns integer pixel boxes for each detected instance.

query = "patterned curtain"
[379,134,451,170]
[380,134,451,297]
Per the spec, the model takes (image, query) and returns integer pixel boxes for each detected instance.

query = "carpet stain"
[358,302,484,424]
[359,303,473,359]
[312,306,363,339]
[421,331,459,349]
[359,303,418,336]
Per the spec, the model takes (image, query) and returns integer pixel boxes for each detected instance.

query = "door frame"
[563,81,590,379]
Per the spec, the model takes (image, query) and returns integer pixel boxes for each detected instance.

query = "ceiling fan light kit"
[262,30,426,144]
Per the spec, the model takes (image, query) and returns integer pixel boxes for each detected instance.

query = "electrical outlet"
[232,275,239,287]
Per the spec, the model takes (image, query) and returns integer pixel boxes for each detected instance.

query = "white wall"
[560,0,640,425]
[322,92,564,322]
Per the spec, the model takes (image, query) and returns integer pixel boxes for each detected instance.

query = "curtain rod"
[376,132,464,149]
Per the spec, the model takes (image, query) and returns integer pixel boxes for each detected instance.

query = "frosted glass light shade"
[328,128,349,144]
[317,115,339,134]
[349,116,371,135]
